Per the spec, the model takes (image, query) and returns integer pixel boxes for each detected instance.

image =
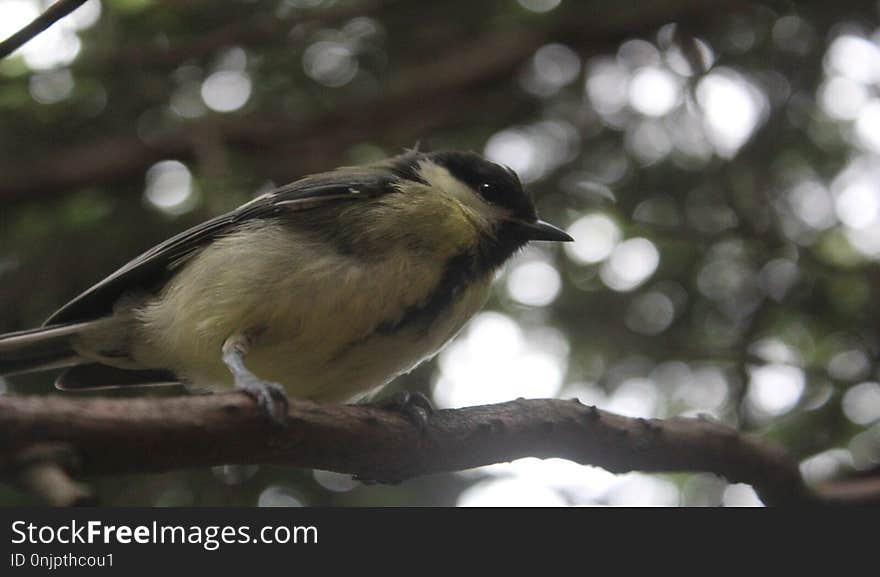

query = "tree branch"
[0,0,89,59]
[0,392,868,506]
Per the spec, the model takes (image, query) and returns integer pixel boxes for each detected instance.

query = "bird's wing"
[55,364,181,390]
[44,170,394,325]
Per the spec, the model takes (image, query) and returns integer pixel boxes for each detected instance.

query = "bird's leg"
[222,331,289,424]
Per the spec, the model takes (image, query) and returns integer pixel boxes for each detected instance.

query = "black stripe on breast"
[374,219,531,336]
[332,222,529,361]
[375,250,478,336]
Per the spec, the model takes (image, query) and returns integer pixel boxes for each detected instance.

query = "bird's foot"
[236,376,289,425]
[374,391,435,429]
[222,330,288,425]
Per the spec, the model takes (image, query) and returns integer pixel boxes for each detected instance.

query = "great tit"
[0,150,572,420]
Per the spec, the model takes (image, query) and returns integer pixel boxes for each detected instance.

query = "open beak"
[517,219,573,242]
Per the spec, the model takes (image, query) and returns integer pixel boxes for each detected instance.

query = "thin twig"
[0,0,89,60]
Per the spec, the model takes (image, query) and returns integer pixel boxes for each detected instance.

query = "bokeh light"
[696,68,767,158]
[313,470,360,493]
[144,160,198,216]
[257,485,305,507]
[28,69,74,104]
[628,66,681,116]
[820,76,868,121]
[624,291,675,335]
[303,41,358,87]
[484,121,579,183]
[521,43,581,97]
[202,71,252,112]
[800,449,853,485]
[604,377,660,418]
[746,364,805,418]
[722,484,763,507]
[457,477,567,507]
[564,214,621,264]
[585,58,630,117]
[433,312,566,408]
[606,473,679,506]
[842,382,880,425]
[600,238,660,291]
[506,259,562,307]
[516,0,562,14]
[825,34,880,84]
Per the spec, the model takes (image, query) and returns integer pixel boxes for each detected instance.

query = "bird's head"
[392,150,572,265]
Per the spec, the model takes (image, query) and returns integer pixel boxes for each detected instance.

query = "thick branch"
[0,0,89,59]
[0,392,852,506]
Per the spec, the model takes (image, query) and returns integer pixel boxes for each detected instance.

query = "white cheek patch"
[416,160,507,222]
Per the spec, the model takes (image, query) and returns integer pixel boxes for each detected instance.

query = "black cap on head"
[427,151,538,222]
[388,150,571,270]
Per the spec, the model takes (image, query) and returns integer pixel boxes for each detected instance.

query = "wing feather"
[45,170,392,325]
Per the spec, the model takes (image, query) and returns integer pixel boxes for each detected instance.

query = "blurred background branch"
[0,0,747,203]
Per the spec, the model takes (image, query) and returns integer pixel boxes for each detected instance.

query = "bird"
[0,150,572,421]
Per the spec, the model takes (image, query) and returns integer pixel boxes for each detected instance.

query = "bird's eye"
[479,182,504,205]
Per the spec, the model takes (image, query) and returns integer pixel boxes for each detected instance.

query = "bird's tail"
[0,322,95,376]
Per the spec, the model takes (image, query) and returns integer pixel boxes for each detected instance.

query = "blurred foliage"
[2,0,880,506]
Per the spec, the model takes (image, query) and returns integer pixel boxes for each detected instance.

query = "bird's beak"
[516,219,573,242]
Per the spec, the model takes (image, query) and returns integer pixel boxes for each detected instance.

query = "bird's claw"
[237,378,289,425]
[375,391,435,429]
